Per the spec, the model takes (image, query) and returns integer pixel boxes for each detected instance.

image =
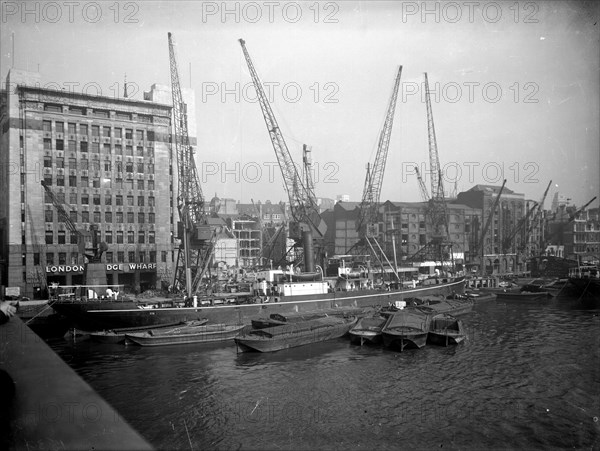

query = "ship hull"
[52,277,465,331]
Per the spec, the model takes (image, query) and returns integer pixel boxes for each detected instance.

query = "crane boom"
[424,73,444,202]
[357,66,403,236]
[415,166,430,203]
[238,38,326,238]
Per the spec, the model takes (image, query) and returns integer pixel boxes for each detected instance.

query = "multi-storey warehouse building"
[322,183,540,276]
[0,69,197,297]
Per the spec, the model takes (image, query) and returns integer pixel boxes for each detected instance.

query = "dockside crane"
[520,180,552,257]
[239,38,327,273]
[168,32,215,296]
[349,66,403,279]
[408,73,451,265]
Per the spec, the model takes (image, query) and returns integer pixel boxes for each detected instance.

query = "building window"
[55,122,64,133]
[46,252,54,265]
[44,156,52,168]
[92,178,101,188]
[148,196,155,207]
[70,231,78,244]
[69,175,77,187]
[80,141,88,152]
[56,139,64,150]
[80,159,88,170]
[81,211,89,223]
[117,251,124,262]
[104,160,112,172]
[138,212,145,224]
[161,251,167,263]
[68,157,77,169]
[136,130,143,141]
[126,195,133,206]
[103,126,111,137]
[114,128,122,138]
[128,251,135,262]
[58,230,66,244]
[126,162,133,173]
[115,144,122,154]
[137,162,144,173]
[116,231,123,244]
[147,147,154,157]
[149,212,155,223]
[137,196,144,206]
[43,138,52,150]
[68,140,76,151]
[115,178,123,189]
[93,211,101,223]
[139,252,146,263]
[105,252,113,263]
[149,231,155,244]
[147,180,154,190]
[56,157,64,168]
[138,231,145,244]
[45,210,53,222]
[91,142,99,153]
[137,146,144,156]
[80,176,88,187]
[105,195,112,206]
[115,195,123,206]
[80,124,88,135]
[127,231,135,243]
[45,231,53,244]
[137,180,144,190]
[149,251,156,263]
[43,120,52,132]
[92,125,99,136]
[56,176,64,186]
[68,123,76,134]
[125,129,133,139]
[103,143,111,154]
[116,212,123,223]
[34,253,40,265]
[125,145,133,156]
[69,211,77,223]
[127,212,134,223]
[105,211,112,223]
[147,163,154,173]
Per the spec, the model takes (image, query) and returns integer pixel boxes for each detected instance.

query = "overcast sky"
[2,1,598,208]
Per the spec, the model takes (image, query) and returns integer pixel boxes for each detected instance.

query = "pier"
[0,316,152,450]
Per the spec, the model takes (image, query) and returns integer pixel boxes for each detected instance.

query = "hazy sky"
[2,0,598,208]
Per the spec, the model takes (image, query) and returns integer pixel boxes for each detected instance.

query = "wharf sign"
[106,263,157,272]
[46,265,85,274]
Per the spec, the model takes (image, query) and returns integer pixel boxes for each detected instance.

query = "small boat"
[495,291,551,301]
[464,290,497,303]
[125,323,245,347]
[348,315,388,346]
[235,316,358,353]
[381,310,432,352]
[428,313,466,346]
[251,307,368,329]
[519,278,566,295]
[405,296,474,316]
[89,319,208,344]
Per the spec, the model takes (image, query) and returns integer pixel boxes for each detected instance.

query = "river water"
[49,295,600,450]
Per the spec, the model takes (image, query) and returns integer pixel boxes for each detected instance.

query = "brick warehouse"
[0,69,196,298]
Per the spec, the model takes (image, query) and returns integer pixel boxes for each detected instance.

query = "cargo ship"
[50,270,466,331]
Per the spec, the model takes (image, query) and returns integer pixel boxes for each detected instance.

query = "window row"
[43,157,155,173]
[44,210,157,224]
[42,121,152,140]
[43,138,155,157]
[44,229,156,245]
[42,175,156,190]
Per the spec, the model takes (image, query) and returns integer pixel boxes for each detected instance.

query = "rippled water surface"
[50,296,600,450]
